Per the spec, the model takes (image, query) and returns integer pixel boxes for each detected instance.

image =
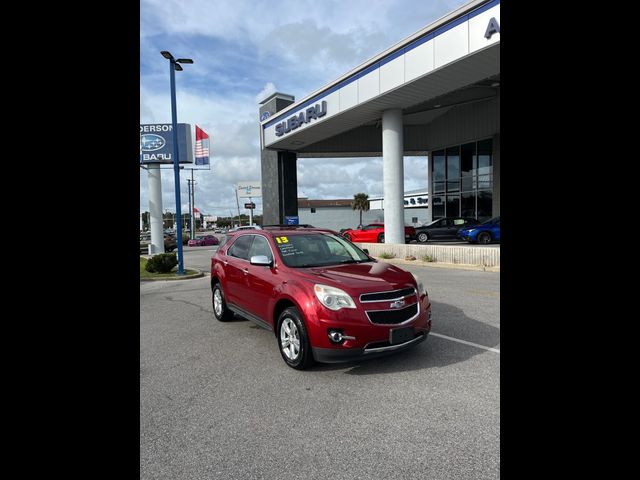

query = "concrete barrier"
[356,242,500,267]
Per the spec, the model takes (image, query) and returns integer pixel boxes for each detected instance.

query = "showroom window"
[431,138,492,220]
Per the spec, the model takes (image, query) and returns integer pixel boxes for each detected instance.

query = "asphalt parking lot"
[141,247,499,479]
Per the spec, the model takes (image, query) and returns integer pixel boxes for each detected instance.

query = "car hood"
[296,262,414,293]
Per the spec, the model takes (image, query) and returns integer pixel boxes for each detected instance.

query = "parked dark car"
[414,217,480,243]
[139,233,177,253]
[211,228,431,369]
[458,216,500,244]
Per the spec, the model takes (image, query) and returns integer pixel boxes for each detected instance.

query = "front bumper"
[312,329,428,363]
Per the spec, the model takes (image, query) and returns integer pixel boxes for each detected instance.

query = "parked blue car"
[458,216,500,244]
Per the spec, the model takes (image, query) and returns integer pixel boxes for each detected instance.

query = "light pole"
[161,50,193,275]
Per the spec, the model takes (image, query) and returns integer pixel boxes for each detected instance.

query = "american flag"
[195,125,210,165]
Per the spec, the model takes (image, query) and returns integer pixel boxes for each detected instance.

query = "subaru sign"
[140,123,193,164]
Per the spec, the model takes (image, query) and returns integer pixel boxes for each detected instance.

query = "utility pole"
[235,188,242,226]
[187,179,192,239]
[191,169,196,234]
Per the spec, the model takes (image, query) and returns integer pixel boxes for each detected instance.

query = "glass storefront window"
[477,190,492,221]
[431,138,493,221]
[461,192,476,218]
[433,150,445,182]
[446,146,460,192]
[432,195,445,219]
[446,195,460,217]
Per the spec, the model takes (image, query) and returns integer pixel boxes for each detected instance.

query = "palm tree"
[352,193,370,228]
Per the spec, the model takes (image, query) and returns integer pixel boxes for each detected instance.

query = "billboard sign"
[140,123,193,164]
[237,181,262,198]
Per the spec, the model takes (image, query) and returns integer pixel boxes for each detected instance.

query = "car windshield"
[274,233,371,268]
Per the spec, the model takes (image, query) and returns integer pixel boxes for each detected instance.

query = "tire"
[477,232,492,245]
[277,307,314,370]
[377,233,385,243]
[417,232,429,243]
[212,283,234,322]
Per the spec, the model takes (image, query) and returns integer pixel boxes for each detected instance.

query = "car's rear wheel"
[477,232,492,244]
[212,283,234,321]
[277,307,314,370]
[377,233,385,243]
[417,232,429,243]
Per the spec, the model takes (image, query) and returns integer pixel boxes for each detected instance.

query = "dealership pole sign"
[237,181,262,198]
[140,123,193,164]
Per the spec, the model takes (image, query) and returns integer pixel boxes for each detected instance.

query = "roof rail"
[261,224,316,229]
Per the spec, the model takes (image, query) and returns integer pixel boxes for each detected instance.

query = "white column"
[382,109,405,244]
[148,164,165,254]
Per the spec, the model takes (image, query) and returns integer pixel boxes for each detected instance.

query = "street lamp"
[161,50,193,275]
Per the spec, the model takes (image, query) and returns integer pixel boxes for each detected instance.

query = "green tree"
[352,193,370,228]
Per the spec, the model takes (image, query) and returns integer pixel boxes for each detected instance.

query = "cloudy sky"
[140,0,465,216]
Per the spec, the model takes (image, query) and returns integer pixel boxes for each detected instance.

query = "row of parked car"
[340,216,500,244]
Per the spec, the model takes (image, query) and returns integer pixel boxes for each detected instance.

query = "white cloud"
[256,82,277,104]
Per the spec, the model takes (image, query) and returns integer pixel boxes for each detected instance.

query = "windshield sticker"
[275,236,289,244]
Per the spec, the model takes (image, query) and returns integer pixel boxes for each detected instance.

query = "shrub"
[421,255,435,262]
[145,253,178,273]
[379,252,395,259]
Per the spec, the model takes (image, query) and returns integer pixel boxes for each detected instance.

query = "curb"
[140,268,205,281]
[371,256,500,272]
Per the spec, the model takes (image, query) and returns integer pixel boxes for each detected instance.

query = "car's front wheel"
[277,307,314,370]
[212,283,234,321]
[417,232,429,243]
[477,232,492,244]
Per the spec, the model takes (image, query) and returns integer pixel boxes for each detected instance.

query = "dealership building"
[259,0,500,244]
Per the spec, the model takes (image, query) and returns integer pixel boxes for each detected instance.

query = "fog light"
[328,330,343,343]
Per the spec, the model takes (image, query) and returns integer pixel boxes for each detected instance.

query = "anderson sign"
[140,123,193,164]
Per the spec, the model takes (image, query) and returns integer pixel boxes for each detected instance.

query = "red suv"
[210,227,431,369]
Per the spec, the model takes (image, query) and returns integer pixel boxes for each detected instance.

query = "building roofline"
[263,0,497,125]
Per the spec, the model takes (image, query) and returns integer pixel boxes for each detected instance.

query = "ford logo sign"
[260,111,271,121]
[140,134,166,152]
[390,299,405,309]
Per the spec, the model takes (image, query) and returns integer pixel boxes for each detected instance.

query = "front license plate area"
[390,327,414,345]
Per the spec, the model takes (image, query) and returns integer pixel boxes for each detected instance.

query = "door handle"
[242,268,249,275]
[223,261,228,266]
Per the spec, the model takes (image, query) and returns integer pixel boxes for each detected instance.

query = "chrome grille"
[360,287,416,303]
[366,303,419,325]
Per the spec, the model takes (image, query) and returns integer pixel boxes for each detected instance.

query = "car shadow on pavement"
[312,301,500,375]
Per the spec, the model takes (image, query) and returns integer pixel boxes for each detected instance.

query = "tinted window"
[248,236,273,262]
[227,235,254,260]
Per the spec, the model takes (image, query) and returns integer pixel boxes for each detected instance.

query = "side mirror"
[363,249,369,255]
[250,255,273,267]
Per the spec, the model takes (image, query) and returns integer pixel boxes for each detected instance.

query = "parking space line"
[430,332,500,353]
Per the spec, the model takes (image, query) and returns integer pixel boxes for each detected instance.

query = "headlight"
[314,284,356,311]
[411,273,427,297]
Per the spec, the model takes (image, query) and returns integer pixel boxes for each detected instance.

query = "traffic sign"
[244,202,256,209]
